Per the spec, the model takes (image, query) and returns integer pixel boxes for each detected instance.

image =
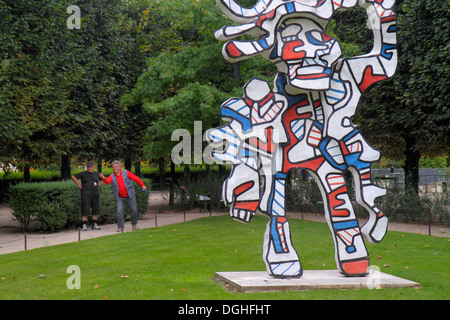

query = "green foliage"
[144,82,228,159]
[286,179,323,213]
[419,156,449,168]
[377,186,449,225]
[377,187,426,223]
[285,175,449,226]
[125,44,231,106]
[64,0,149,161]
[0,170,60,181]
[0,0,83,162]
[326,17,368,58]
[431,185,450,225]
[124,44,229,159]
[399,0,450,145]
[123,0,278,161]
[0,0,165,166]
[8,179,151,232]
[8,181,78,232]
[155,0,228,43]
[173,172,225,211]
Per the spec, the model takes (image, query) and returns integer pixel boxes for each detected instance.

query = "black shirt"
[74,171,101,192]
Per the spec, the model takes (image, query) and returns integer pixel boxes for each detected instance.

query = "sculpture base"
[215,270,420,292]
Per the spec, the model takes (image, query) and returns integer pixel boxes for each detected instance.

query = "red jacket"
[102,170,145,198]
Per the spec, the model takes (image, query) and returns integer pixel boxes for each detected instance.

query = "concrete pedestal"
[215,270,420,292]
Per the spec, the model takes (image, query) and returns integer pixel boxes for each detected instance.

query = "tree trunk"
[403,135,420,193]
[158,158,166,190]
[286,169,292,192]
[61,154,71,180]
[135,161,141,177]
[169,160,175,206]
[218,164,225,177]
[23,164,30,182]
[124,158,132,171]
[183,164,190,183]
[232,62,241,81]
[301,169,309,182]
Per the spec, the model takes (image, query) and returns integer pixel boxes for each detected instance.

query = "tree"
[0,0,85,179]
[1,0,180,178]
[66,0,182,171]
[61,0,138,175]
[116,0,182,170]
[122,0,276,165]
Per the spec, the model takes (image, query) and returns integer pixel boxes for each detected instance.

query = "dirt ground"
[0,191,448,254]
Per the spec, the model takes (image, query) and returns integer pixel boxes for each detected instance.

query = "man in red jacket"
[100,160,147,232]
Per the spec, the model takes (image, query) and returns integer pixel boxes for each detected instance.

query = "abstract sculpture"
[207,0,397,277]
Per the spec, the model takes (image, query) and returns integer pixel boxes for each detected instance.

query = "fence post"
[428,218,431,236]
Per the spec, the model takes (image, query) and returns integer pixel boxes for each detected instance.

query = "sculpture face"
[275,18,342,90]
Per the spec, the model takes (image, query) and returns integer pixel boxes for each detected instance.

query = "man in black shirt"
[71,161,103,230]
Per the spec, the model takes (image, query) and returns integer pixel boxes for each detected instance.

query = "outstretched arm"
[99,173,112,185]
[127,171,147,190]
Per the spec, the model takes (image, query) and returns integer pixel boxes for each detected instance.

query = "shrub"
[376,186,449,225]
[173,172,224,211]
[421,183,450,226]
[377,187,424,223]
[8,179,151,232]
[419,156,449,168]
[8,182,77,232]
[286,176,449,226]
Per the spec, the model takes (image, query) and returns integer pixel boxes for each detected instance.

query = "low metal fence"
[373,169,449,194]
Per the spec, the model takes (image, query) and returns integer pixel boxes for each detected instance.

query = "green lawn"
[0,215,448,300]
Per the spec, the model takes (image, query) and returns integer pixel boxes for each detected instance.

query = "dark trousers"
[81,190,100,217]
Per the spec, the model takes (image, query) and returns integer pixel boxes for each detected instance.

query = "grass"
[0,215,448,300]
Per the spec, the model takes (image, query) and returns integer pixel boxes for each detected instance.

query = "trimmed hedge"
[8,179,150,232]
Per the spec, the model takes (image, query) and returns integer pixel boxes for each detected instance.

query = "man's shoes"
[92,223,101,230]
[132,225,138,231]
[82,224,87,231]
[117,227,123,233]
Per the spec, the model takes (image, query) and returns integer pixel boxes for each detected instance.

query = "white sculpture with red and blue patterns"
[207,0,397,277]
